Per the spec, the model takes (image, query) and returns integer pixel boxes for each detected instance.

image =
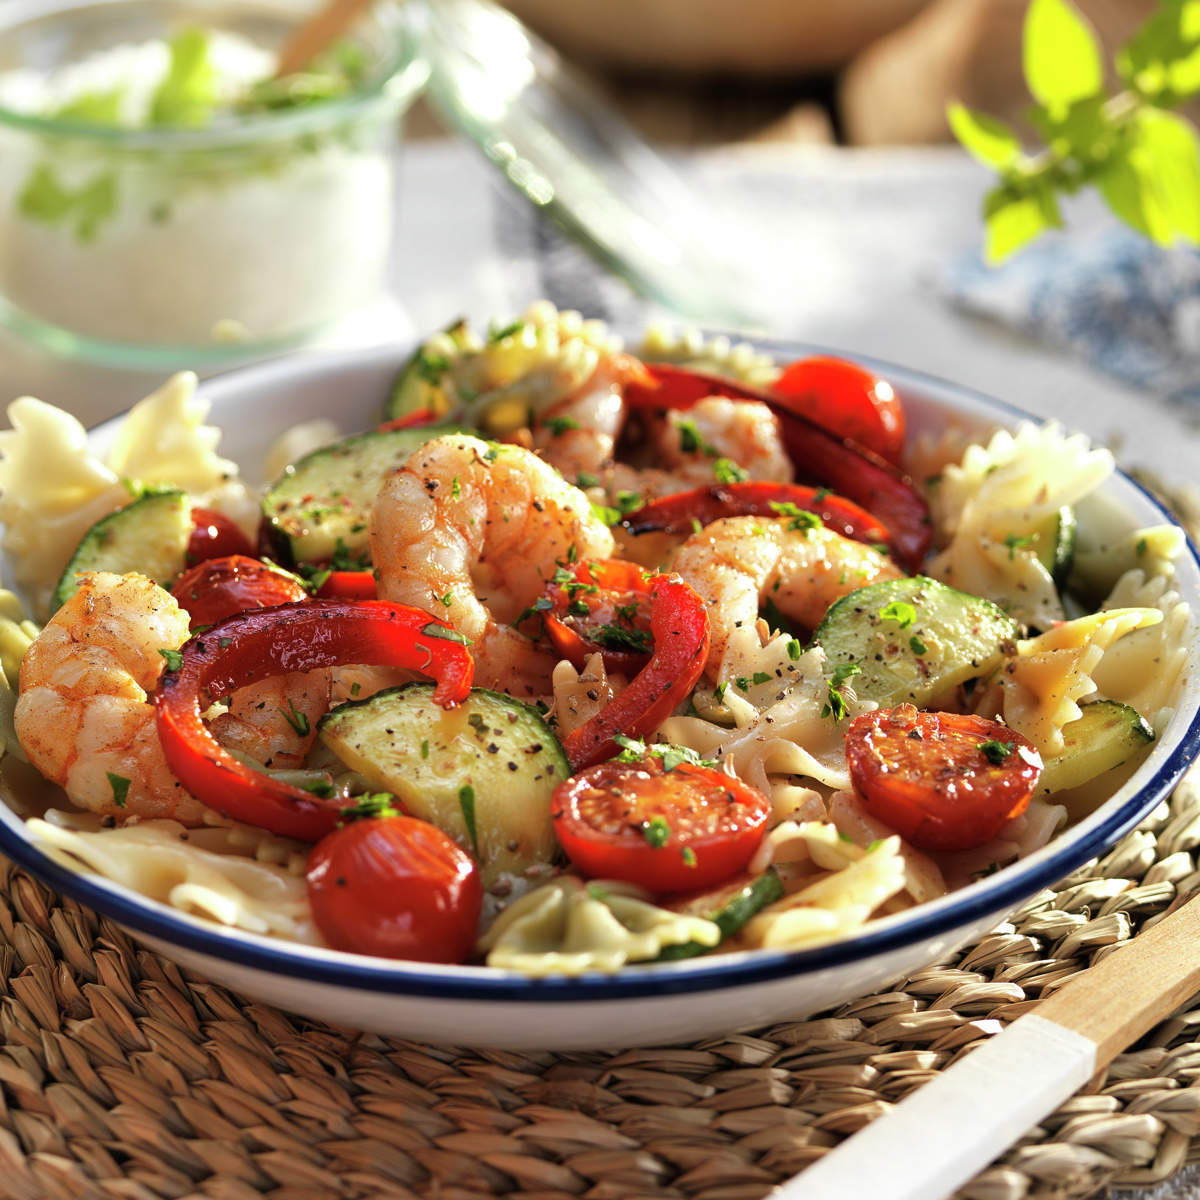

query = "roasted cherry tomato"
[186,507,255,565]
[772,356,906,465]
[552,756,771,892]
[541,559,654,676]
[845,706,1044,852]
[171,555,309,628]
[307,800,482,962]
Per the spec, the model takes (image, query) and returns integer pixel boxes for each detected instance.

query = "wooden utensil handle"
[1036,893,1200,1067]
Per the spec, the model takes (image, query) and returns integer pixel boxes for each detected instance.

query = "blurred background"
[413,0,1195,148]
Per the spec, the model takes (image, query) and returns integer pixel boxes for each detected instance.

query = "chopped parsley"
[339,793,398,822]
[786,638,803,661]
[458,785,479,852]
[594,624,652,653]
[420,739,430,760]
[979,738,1015,765]
[613,734,718,771]
[768,501,824,534]
[420,623,472,645]
[909,634,928,655]
[1002,532,1035,560]
[545,415,580,437]
[615,491,643,515]
[643,816,672,848]
[576,471,600,489]
[279,699,310,737]
[106,772,130,809]
[158,648,183,672]
[879,600,917,628]
[680,847,698,868]
[439,592,454,607]
[590,501,622,527]
[451,475,461,499]
[821,662,862,721]
[713,458,749,484]
[298,778,335,799]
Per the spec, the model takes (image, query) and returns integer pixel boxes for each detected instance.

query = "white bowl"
[3,340,1199,1051]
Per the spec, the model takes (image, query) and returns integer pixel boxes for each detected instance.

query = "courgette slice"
[387,318,474,421]
[657,869,785,961]
[260,423,460,567]
[813,575,1019,709]
[318,683,567,888]
[1029,506,1076,587]
[52,489,192,612]
[1039,699,1155,797]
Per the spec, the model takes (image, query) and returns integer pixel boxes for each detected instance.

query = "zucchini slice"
[813,575,1019,709]
[657,869,784,961]
[387,318,474,421]
[318,683,567,887]
[1039,699,1155,797]
[1029,506,1076,587]
[52,489,192,612]
[260,424,460,567]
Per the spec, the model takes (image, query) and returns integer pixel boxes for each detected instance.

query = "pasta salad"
[0,303,1190,975]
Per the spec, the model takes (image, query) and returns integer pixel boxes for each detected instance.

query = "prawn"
[15,571,207,822]
[607,396,793,503]
[370,434,615,696]
[15,572,334,821]
[532,354,638,480]
[672,516,901,677]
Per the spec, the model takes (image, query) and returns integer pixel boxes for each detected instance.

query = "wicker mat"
[0,765,1196,1200]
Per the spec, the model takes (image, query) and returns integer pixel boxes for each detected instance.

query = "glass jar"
[0,0,427,367]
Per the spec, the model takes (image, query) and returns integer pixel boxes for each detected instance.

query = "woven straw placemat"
[0,762,1197,1200]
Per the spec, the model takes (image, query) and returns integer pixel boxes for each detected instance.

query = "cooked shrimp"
[656,398,793,484]
[208,671,330,770]
[672,516,902,677]
[605,396,793,505]
[532,356,633,480]
[14,571,208,822]
[371,434,615,695]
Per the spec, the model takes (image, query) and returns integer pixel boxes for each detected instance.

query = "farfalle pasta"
[0,306,1192,974]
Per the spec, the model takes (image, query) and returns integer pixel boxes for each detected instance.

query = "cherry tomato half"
[541,559,654,675]
[772,356,906,465]
[552,757,771,893]
[171,554,309,628]
[307,808,482,962]
[845,707,1043,852]
[186,507,255,565]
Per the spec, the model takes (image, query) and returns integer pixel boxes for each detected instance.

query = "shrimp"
[672,516,902,677]
[208,671,330,770]
[370,434,615,696]
[14,571,207,822]
[532,355,634,480]
[655,397,793,484]
[606,396,793,504]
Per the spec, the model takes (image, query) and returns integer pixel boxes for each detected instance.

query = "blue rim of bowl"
[0,0,429,148]
[2,344,1198,1003]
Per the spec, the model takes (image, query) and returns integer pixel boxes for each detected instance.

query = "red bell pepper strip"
[154,600,474,842]
[541,559,654,676]
[563,573,709,771]
[315,570,377,601]
[624,364,932,569]
[622,481,891,549]
[377,407,441,432]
